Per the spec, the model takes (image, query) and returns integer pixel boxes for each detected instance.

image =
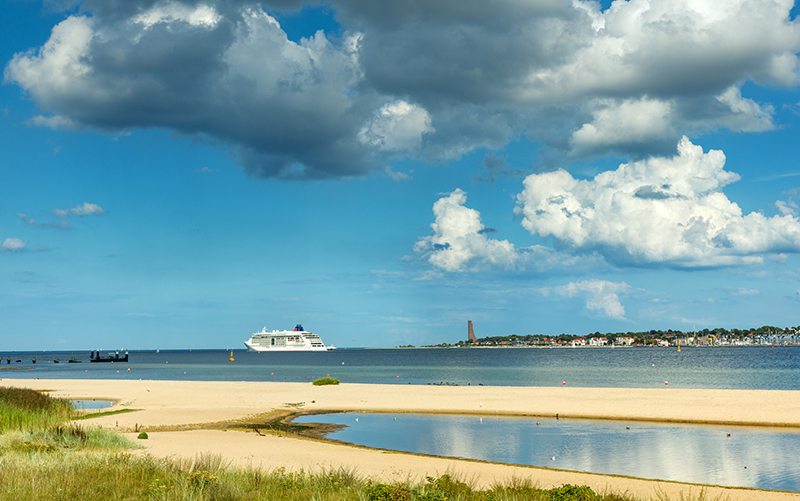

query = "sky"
[2,0,800,350]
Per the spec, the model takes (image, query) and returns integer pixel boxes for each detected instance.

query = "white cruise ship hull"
[244,340,328,352]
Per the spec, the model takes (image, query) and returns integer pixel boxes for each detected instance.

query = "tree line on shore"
[433,324,800,347]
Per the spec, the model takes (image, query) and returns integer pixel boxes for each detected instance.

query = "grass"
[0,386,73,432]
[0,386,138,454]
[72,408,142,420]
[313,377,340,385]
[0,451,650,501]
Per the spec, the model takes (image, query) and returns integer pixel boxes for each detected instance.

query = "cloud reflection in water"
[295,413,800,492]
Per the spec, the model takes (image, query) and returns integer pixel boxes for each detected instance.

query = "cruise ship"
[244,324,333,352]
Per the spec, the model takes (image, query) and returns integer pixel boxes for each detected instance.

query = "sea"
[2,346,799,492]
[1,346,799,389]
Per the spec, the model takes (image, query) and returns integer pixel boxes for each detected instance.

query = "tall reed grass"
[0,387,73,432]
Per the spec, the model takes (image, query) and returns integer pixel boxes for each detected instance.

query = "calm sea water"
[1,346,799,390]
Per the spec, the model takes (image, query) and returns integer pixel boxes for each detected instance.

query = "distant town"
[424,323,800,348]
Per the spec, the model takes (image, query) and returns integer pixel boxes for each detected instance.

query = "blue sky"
[2,0,800,350]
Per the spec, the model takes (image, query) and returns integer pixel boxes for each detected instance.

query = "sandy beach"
[3,378,800,500]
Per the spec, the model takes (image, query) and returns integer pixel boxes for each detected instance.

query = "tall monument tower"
[468,320,477,342]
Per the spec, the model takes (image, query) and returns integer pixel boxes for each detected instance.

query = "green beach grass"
[0,451,644,501]
[0,386,719,501]
[0,386,73,432]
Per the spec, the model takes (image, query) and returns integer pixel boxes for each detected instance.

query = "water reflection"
[70,399,114,410]
[294,413,800,492]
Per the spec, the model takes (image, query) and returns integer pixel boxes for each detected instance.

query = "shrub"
[365,481,411,500]
[312,377,340,386]
[549,484,598,501]
[137,432,148,439]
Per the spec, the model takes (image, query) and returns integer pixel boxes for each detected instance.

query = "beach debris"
[253,426,262,436]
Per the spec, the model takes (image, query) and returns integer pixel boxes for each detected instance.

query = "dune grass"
[0,386,73,432]
[0,451,647,501]
[0,386,138,454]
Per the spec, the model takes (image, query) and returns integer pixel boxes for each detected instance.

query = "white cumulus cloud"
[515,137,800,268]
[550,279,631,320]
[1,238,28,252]
[414,189,518,272]
[68,202,106,216]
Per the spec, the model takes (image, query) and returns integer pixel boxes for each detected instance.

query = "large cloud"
[5,3,385,178]
[414,189,518,272]
[5,0,800,177]
[415,189,609,274]
[515,137,800,268]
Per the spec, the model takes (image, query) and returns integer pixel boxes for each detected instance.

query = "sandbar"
[3,378,800,500]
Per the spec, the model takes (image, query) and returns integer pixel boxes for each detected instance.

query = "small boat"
[90,350,128,363]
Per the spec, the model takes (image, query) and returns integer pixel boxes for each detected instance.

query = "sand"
[3,378,800,500]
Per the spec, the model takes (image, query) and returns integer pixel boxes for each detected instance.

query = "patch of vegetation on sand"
[313,377,340,386]
[72,408,142,420]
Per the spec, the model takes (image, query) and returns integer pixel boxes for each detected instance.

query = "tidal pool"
[294,413,800,492]
[70,399,114,410]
